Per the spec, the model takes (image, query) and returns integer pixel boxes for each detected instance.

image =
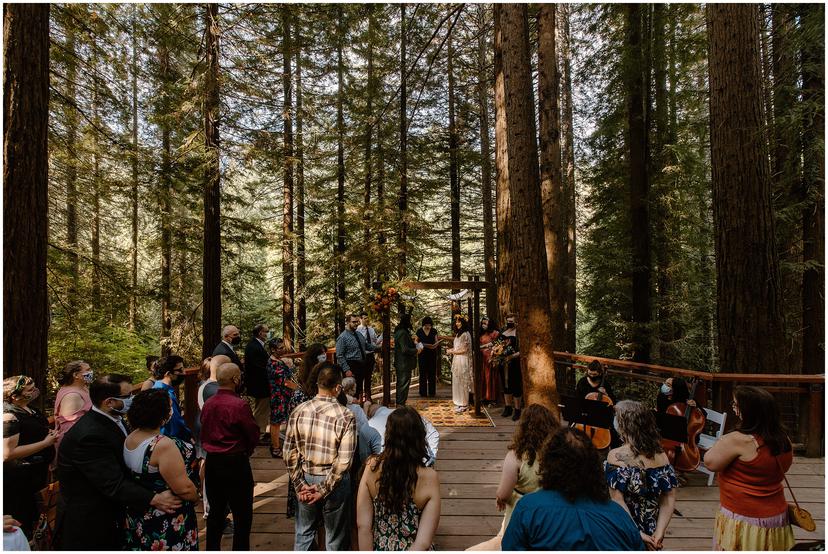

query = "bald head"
[209,355,231,379]
[216,362,240,389]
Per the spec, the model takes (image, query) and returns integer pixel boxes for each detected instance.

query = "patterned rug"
[407,397,494,428]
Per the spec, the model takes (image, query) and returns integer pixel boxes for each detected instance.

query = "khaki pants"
[249,396,270,433]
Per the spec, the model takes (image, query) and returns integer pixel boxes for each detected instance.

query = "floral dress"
[373,497,433,551]
[604,462,678,535]
[267,357,294,425]
[125,436,200,551]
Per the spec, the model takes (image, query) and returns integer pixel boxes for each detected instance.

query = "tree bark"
[282,6,295,351]
[64,16,79,314]
[494,4,559,415]
[398,4,408,280]
[91,43,102,306]
[625,5,652,363]
[295,33,306,350]
[558,4,577,353]
[494,6,512,324]
[335,6,346,336]
[363,6,375,292]
[707,4,786,374]
[448,34,461,287]
[537,4,566,350]
[129,7,139,330]
[477,5,498,321]
[3,3,50,396]
[202,3,222,358]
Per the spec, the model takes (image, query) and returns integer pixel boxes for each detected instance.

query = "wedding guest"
[124,389,200,550]
[502,427,643,551]
[213,325,242,368]
[244,324,272,440]
[357,312,382,400]
[366,402,440,467]
[703,386,795,551]
[152,356,193,443]
[54,360,93,452]
[393,313,418,406]
[141,355,160,391]
[500,314,523,420]
[416,317,439,398]
[266,337,296,459]
[605,400,677,550]
[357,406,441,551]
[478,317,501,407]
[341,378,383,467]
[448,314,473,413]
[3,376,57,537]
[337,314,375,387]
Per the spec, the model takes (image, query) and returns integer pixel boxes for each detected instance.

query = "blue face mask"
[660,384,672,395]
[81,372,94,384]
[613,417,620,435]
[111,395,133,415]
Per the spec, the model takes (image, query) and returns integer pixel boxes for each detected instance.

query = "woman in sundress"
[447,314,473,413]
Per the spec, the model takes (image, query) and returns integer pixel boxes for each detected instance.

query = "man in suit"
[55,374,182,550]
[243,323,272,438]
[213,325,242,368]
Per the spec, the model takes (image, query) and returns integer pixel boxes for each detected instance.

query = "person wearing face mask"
[54,360,94,454]
[416,317,440,398]
[478,317,501,407]
[266,337,298,459]
[56,374,183,550]
[213,325,243,370]
[3,375,57,538]
[244,324,273,441]
[500,315,524,421]
[151,355,193,443]
[200,363,260,551]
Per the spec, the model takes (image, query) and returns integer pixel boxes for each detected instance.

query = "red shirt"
[718,436,793,518]
[200,389,260,456]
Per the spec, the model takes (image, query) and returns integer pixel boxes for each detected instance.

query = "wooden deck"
[200,384,824,550]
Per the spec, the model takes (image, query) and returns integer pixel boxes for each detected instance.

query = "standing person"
[53,361,93,452]
[478,317,501,407]
[152,356,193,443]
[393,313,418,406]
[266,337,296,459]
[55,374,182,550]
[336,314,376,393]
[499,314,523,421]
[703,386,795,551]
[283,363,356,551]
[141,355,160,391]
[502,427,643,551]
[356,406,441,551]
[213,325,243,368]
[416,317,439,398]
[243,324,272,442]
[3,376,58,537]
[200,363,260,551]
[357,312,381,401]
[123,389,200,550]
[448,314,473,413]
[468,404,559,551]
[605,400,678,550]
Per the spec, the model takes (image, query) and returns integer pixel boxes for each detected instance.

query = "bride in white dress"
[447,315,473,413]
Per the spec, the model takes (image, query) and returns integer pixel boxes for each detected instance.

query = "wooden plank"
[404,280,490,290]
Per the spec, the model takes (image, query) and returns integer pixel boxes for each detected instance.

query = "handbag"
[777,458,816,532]
[32,481,60,550]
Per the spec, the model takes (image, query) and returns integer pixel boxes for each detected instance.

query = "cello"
[573,368,614,450]
[662,379,706,472]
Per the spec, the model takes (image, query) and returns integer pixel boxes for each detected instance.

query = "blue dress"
[604,462,678,535]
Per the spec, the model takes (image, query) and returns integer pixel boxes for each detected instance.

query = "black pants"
[205,452,254,551]
[419,358,437,397]
[4,462,49,538]
[348,359,370,399]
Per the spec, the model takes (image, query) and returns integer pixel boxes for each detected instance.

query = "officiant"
[416,316,439,398]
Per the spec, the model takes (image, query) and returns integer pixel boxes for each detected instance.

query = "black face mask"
[231,336,241,346]
[506,322,515,329]
[171,374,185,386]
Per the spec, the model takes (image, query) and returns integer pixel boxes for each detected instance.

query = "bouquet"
[490,336,514,366]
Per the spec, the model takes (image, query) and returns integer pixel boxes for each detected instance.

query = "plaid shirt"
[335,329,376,374]
[283,395,356,498]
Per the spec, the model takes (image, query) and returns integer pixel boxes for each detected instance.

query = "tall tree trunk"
[3,4,50,396]
[129,8,140,330]
[335,6,346,336]
[625,5,652,363]
[65,18,79,313]
[707,4,786,374]
[477,5,497,321]
[537,4,566,349]
[363,6,375,291]
[281,6,295,351]
[448,34,461,287]
[295,37,306,349]
[398,4,408,280]
[558,3,577,353]
[494,4,511,323]
[800,2,824,376]
[91,44,102,306]
[157,38,173,355]
[494,4,559,415]
[202,3,222,359]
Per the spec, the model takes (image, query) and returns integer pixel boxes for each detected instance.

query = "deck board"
[200,384,824,550]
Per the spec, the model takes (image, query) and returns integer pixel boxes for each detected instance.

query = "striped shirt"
[283,395,356,498]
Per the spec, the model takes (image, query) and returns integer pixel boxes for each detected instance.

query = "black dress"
[500,334,523,397]
[416,327,438,397]
[3,402,55,537]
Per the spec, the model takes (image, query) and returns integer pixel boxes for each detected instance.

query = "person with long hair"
[502,427,643,551]
[468,404,560,551]
[356,406,441,550]
[605,400,677,550]
[393,313,418,406]
[478,317,501,406]
[54,360,94,452]
[703,386,795,551]
[448,314,473,413]
[266,337,297,459]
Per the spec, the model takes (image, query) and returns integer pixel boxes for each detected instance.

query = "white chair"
[696,408,727,486]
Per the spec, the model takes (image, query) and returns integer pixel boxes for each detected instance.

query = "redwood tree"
[282,6,295,351]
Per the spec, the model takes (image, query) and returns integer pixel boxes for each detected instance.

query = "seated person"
[502,427,643,551]
[365,401,439,467]
[575,360,616,402]
[341,377,382,467]
[656,377,696,413]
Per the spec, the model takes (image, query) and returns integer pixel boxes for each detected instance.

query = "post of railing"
[806,382,824,457]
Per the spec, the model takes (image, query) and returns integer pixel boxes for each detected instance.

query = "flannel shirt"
[283,395,356,498]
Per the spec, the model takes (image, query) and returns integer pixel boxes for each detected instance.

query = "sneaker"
[511,408,522,421]
[501,406,513,418]
[223,518,234,535]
